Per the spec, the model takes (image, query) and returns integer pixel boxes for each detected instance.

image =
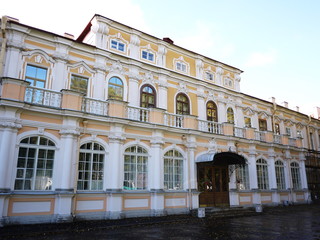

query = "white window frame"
[123,146,148,190]
[256,159,269,190]
[290,162,301,190]
[275,160,286,190]
[77,142,105,191]
[141,50,155,62]
[236,164,250,190]
[164,150,184,190]
[110,39,126,52]
[14,136,56,191]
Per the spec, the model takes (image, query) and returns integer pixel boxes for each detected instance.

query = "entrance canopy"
[196,152,246,165]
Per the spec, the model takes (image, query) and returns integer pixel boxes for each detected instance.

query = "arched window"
[227,107,234,124]
[236,164,250,190]
[123,146,148,190]
[77,142,105,191]
[256,159,269,190]
[207,101,218,122]
[14,136,55,190]
[176,93,190,115]
[290,162,301,189]
[108,77,123,100]
[164,150,184,190]
[275,160,286,190]
[140,85,156,108]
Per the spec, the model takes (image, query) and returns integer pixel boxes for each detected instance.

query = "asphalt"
[1,204,320,240]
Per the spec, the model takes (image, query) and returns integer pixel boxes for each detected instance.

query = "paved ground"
[1,204,320,239]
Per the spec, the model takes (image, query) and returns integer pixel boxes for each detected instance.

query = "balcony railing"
[255,131,266,142]
[82,98,108,116]
[164,113,184,128]
[234,127,245,138]
[25,87,62,108]
[127,106,150,122]
[198,120,223,134]
[274,134,281,144]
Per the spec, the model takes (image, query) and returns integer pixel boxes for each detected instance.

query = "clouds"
[244,49,277,67]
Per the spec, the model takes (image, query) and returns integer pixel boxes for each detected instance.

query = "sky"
[2,0,320,117]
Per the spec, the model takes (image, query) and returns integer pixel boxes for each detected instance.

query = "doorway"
[198,164,229,207]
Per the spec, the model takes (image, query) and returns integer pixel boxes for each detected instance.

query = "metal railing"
[164,113,184,128]
[82,98,108,116]
[25,87,62,108]
[198,120,223,134]
[127,106,150,122]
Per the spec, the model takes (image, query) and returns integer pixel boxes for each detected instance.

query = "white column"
[216,67,223,86]
[149,138,164,190]
[51,58,68,91]
[128,77,139,107]
[158,81,168,110]
[91,19,109,49]
[268,148,277,190]
[252,113,259,130]
[156,45,167,67]
[248,152,258,190]
[0,121,21,192]
[218,101,226,123]
[197,94,206,120]
[4,46,23,78]
[299,152,308,189]
[129,34,140,59]
[186,140,197,190]
[92,68,106,100]
[57,129,79,192]
[235,105,244,127]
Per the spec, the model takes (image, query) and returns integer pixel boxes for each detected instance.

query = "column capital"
[150,138,165,146]
[108,134,126,143]
[0,119,22,130]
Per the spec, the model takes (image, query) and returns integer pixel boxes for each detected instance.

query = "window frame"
[70,74,89,95]
[244,117,252,128]
[256,159,269,190]
[140,84,156,108]
[259,119,268,131]
[290,162,302,190]
[14,136,56,191]
[77,142,105,191]
[236,164,250,190]
[227,107,235,124]
[25,64,48,88]
[206,101,218,122]
[108,76,124,100]
[275,160,286,190]
[164,150,184,191]
[123,146,148,190]
[176,93,190,115]
[141,50,155,62]
[110,39,126,52]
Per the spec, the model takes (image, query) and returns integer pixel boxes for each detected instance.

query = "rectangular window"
[286,127,291,137]
[259,119,267,131]
[142,50,154,61]
[205,72,214,80]
[275,123,280,135]
[25,65,47,88]
[244,117,251,128]
[70,75,88,95]
[111,39,125,52]
[176,62,187,72]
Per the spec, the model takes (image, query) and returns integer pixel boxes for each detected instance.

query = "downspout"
[0,16,8,78]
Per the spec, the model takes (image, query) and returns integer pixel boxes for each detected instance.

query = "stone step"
[191,207,261,219]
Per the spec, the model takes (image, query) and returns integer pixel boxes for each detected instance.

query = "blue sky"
[2,0,319,116]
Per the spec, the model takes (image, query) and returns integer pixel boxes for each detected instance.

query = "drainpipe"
[0,16,8,78]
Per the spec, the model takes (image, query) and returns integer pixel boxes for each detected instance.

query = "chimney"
[296,106,300,112]
[64,32,74,39]
[284,101,288,108]
[163,37,174,44]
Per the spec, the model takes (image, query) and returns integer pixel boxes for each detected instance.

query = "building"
[0,14,319,226]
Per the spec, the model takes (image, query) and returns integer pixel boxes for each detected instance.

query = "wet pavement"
[1,204,320,239]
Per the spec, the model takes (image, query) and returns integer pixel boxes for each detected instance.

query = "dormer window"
[205,72,214,81]
[111,39,125,52]
[176,62,187,72]
[142,50,154,62]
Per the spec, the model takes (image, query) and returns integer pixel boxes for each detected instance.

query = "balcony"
[127,106,149,122]
[82,97,108,116]
[198,120,223,134]
[0,77,304,149]
[25,86,62,108]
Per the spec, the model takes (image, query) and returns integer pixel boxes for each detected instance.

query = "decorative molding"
[59,129,81,136]
[178,82,188,94]
[243,107,255,116]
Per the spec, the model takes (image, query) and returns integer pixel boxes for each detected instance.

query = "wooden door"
[198,165,229,207]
